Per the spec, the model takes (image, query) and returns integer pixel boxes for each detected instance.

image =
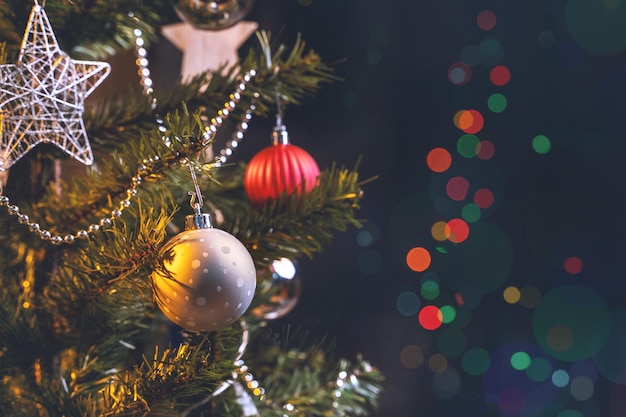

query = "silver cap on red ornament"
[272,124,290,145]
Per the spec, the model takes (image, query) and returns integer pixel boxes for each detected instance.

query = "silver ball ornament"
[252,258,301,320]
[153,224,256,332]
[174,0,255,31]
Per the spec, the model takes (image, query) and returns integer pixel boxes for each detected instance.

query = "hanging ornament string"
[131,23,258,168]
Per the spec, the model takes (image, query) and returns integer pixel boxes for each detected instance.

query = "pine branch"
[83,31,338,152]
[0,0,177,60]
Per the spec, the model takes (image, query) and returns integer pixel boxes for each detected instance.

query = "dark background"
[159,1,626,416]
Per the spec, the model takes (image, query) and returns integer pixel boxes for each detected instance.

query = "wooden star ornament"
[161,20,258,82]
[0,3,110,172]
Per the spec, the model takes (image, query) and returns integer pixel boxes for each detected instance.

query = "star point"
[0,4,110,171]
[161,21,258,82]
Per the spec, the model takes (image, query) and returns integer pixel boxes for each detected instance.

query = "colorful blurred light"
[400,344,424,369]
[473,188,495,209]
[438,328,466,357]
[570,376,594,401]
[406,247,432,272]
[421,280,440,300]
[428,353,449,373]
[457,134,481,157]
[454,110,485,134]
[552,369,570,388]
[476,140,496,160]
[427,147,452,172]
[526,357,552,382]
[461,203,481,223]
[533,285,609,362]
[532,134,552,154]
[520,286,542,308]
[488,93,507,113]
[419,305,443,330]
[448,61,472,85]
[462,347,491,376]
[490,65,511,86]
[431,221,449,241]
[503,286,521,304]
[510,351,532,371]
[440,305,457,323]
[446,176,470,201]
[564,256,583,274]
[396,291,421,316]
[445,218,470,243]
[477,10,496,30]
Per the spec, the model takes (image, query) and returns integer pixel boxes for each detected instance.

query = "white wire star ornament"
[0,3,111,171]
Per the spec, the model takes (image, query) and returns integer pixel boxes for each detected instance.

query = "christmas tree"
[0,1,383,416]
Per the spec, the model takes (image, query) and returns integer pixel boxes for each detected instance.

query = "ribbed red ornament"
[244,142,320,208]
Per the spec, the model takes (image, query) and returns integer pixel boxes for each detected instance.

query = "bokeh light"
[532,134,552,154]
[436,222,513,294]
[570,376,594,401]
[445,218,470,243]
[591,309,626,384]
[473,188,494,208]
[366,48,383,64]
[462,347,491,376]
[448,61,472,85]
[490,65,511,86]
[421,280,440,300]
[510,351,532,371]
[429,353,449,373]
[546,324,573,353]
[370,24,392,46]
[565,0,626,56]
[558,410,584,417]
[457,134,481,158]
[538,30,556,48]
[476,140,495,160]
[437,328,466,357]
[427,147,453,172]
[356,223,380,247]
[432,368,461,399]
[526,357,553,382]
[533,285,610,361]
[406,247,431,272]
[461,203,481,223]
[564,256,583,274]
[460,44,483,67]
[446,176,470,201]
[480,37,504,66]
[483,342,559,415]
[419,305,443,330]
[552,369,570,388]
[400,344,424,369]
[396,291,421,316]
[454,110,485,134]
[503,286,521,304]
[519,286,542,308]
[497,389,525,415]
[431,220,449,241]
[488,93,507,113]
[477,10,496,30]
[440,305,457,323]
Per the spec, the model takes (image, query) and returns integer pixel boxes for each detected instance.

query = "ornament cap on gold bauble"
[152,212,257,332]
[243,125,320,209]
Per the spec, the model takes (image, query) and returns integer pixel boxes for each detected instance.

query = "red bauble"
[244,141,320,208]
